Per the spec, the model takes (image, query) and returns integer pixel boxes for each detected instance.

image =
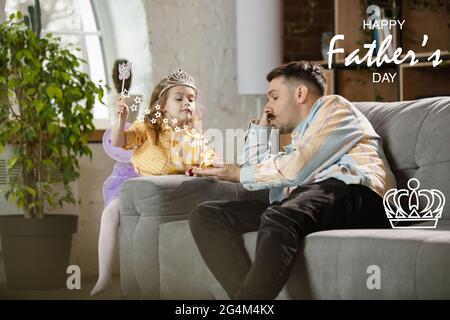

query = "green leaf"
[69,135,76,145]
[15,51,23,61]
[66,88,82,101]
[23,50,34,61]
[34,100,44,113]
[25,159,33,171]
[9,13,15,21]
[17,11,23,19]
[60,72,71,81]
[72,127,81,136]
[46,85,63,99]
[0,76,6,84]
[42,159,56,168]
[47,123,58,134]
[27,88,36,96]
[25,187,37,197]
[7,157,18,170]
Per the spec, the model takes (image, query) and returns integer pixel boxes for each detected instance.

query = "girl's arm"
[111,97,128,147]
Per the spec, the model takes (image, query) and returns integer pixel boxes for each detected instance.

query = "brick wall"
[284,0,334,62]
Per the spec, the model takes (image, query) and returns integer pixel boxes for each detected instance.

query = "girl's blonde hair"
[144,79,202,145]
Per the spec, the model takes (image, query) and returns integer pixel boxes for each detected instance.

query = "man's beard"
[268,99,299,134]
[268,118,291,134]
[271,117,297,134]
[278,125,294,135]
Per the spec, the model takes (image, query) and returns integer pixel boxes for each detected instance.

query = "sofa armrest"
[119,175,269,298]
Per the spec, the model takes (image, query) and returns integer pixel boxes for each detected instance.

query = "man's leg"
[235,178,389,300]
[189,200,269,299]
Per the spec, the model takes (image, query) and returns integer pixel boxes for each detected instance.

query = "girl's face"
[164,86,196,125]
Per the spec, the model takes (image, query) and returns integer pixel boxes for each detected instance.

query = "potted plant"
[0,1,104,290]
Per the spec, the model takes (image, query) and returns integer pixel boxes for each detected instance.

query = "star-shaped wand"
[118,62,132,128]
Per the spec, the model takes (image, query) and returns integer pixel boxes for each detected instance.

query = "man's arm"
[240,96,365,190]
[239,112,274,167]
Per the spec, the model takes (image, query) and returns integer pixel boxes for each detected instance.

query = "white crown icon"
[383,178,446,229]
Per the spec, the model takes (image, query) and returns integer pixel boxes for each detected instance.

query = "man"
[189,61,396,300]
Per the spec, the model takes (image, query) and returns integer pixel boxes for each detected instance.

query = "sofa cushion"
[355,97,450,220]
[159,220,450,299]
[159,219,226,300]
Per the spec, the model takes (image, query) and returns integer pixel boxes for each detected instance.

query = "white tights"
[90,198,120,296]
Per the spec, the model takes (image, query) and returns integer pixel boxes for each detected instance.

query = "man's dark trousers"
[189,178,390,300]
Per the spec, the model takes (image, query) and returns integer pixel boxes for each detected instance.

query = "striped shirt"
[240,95,396,203]
[122,121,216,176]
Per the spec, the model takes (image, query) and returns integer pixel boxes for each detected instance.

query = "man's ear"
[295,84,308,105]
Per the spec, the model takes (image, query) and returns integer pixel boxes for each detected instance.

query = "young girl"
[91,68,216,296]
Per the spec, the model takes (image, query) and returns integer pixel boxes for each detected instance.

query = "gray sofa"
[119,96,450,299]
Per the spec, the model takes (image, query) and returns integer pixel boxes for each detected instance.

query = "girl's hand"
[186,166,199,177]
[118,96,129,125]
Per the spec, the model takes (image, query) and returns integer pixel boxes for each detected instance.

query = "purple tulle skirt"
[103,162,139,208]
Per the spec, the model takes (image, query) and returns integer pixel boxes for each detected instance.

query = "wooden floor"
[0,275,122,300]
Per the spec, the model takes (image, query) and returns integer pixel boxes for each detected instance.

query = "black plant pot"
[0,214,78,290]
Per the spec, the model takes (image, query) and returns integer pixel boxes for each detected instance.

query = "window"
[5,0,108,120]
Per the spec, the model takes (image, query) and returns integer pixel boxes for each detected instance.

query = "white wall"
[0,0,6,22]
[93,0,153,128]
[145,0,262,134]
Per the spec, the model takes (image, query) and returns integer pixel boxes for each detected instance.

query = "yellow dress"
[122,121,216,176]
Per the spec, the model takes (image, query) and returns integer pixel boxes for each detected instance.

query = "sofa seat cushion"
[159,220,450,299]
[120,176,269,218]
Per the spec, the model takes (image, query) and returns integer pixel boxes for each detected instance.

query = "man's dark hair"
[266,61,327,96]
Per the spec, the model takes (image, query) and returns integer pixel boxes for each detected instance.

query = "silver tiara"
[159,68,197,98]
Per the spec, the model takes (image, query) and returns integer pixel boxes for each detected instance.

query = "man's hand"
[193,163,241,182]
[258,111,274,127]
[258,112,270,127]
